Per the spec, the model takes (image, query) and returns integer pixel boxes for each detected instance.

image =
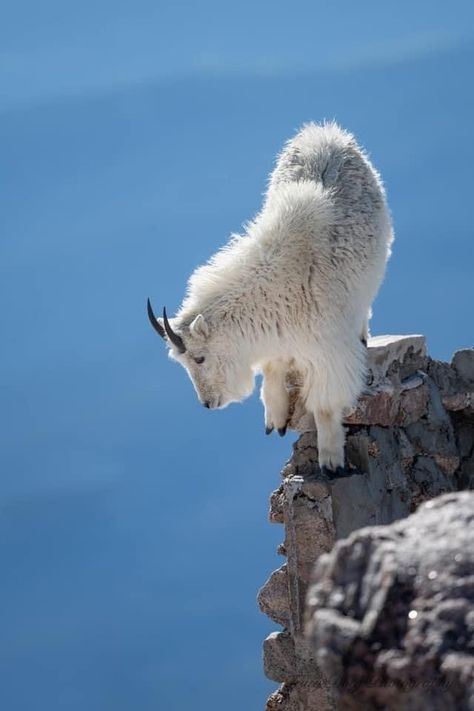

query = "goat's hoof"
[265,426,274,435]
[321,465,345,479]
[277,425,287,437]
[321,465,363,479]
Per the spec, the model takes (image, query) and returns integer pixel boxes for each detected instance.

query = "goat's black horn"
[163,306,186,353]
[147,298,166,339]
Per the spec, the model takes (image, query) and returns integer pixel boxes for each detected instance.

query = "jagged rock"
[264,631,298,683]
[287,335,429,432]
[429,348,474,416]
[305,492,474,711]
[366,334,426,385]
[261,337,474,711]
[266,682,335,710]
[454,416,474,490]
[258,566,290,628]
[269,485,285,524]
[443,390,474,414]
[452,349,474,384]
[344,375,429,427]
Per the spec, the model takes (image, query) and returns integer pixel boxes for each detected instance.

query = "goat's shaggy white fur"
[153,122,393,472]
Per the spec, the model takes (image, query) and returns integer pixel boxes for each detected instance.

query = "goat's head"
[147,299,254,409]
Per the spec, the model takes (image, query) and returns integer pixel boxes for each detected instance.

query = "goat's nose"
[204,401,210,409]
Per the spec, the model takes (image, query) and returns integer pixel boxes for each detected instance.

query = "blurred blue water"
[1,3,473,709]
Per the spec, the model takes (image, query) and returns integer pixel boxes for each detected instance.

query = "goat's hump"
[269,122,356,190]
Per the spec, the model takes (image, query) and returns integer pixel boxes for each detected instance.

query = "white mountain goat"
[147,123,393,475]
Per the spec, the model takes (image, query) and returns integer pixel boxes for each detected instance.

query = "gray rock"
[454,417,474,490]
[366,334,426,386]
[258,566,290,628]
[261,338,474,711]
[305,492,474,710]
[452,349,474,384]
[264,631,298,683]
[266,682,335,710]
[429,350,474,416]
[345,376,429,427]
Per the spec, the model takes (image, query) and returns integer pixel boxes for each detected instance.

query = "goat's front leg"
[260,360,291,436]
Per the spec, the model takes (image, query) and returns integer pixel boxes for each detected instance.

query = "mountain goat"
[147,122,393,475]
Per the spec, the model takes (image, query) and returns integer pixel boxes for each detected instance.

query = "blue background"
[1,1,473,709]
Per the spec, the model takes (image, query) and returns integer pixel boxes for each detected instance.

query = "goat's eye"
[194,356,205,364]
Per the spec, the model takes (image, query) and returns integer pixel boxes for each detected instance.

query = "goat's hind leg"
[305,341,365,475]
[260,359,291,436]
[360,313,370,347]
[314,408,346,475]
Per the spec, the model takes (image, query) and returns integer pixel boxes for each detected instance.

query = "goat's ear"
[189,314,210,339]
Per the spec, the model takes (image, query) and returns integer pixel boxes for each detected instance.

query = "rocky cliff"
[305,491,474,710]
[258,336,474,710]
